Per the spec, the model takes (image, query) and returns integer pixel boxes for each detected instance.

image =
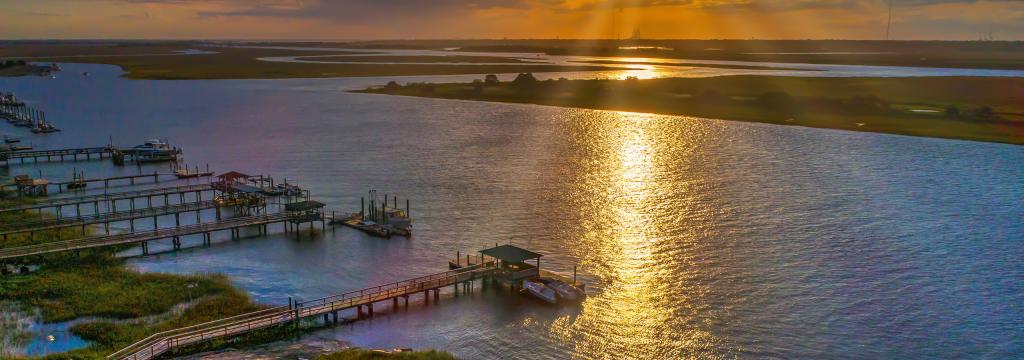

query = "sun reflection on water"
[547,110,727,359]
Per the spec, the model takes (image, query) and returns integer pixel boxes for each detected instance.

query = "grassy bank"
[356,75,1024,145]
[0,198,263,359]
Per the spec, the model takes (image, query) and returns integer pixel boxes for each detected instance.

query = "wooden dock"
[1,171,212,196]
[0,200,223,241]
[0,212,323,260]
[108,264,496,360]
[0,146,114,164]
[0,183,216,215]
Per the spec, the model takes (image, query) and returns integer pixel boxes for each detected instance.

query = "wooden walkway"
[0,200,221,239]
[1,172,212,195]
[0,184,215,215]
[0,212,318,260]
[0,146,114,164]
[108,264,496,360]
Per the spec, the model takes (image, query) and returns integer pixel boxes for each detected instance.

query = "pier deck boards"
[0,184,215,214]
[0,146,113,163]
[0,200,222,238]
[109,265,496,360]
[1,172,211,195]
[0,212,315,260]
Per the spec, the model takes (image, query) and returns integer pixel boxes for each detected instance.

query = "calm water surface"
[1,64,1022,359]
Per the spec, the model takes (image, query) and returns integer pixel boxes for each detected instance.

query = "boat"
[10,145,32,151]
[539,278,584,302]
[174,168,211,178]
[4,136,20,144]
[274,182,304,196]
[31,121,60,133]
[521,280,558,304]
[129,139,181,162]
[174,165,213,179]
[333,213,392,238]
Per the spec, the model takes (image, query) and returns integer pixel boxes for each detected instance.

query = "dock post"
[434,289,440,301]
[367,303,373,317]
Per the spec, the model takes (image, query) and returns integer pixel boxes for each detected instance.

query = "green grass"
[0,198,264,359]
[317,349,458,360]
[357,75,1024,145]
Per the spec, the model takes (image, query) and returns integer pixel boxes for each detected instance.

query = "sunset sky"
[1,0,1022,41]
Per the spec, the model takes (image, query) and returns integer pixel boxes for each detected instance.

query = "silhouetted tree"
[384,81,401,90]
[484,74,499,85]
[973,106,995,121]
[945,105,960,118]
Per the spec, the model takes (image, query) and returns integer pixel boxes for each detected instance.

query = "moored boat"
[521,280,558,304]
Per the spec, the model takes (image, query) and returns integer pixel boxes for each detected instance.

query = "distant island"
[357,74,1024,145]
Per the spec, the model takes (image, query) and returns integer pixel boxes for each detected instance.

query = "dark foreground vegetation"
[359,74,1024,145]
[0,196,264,359]
[0,194,455,359]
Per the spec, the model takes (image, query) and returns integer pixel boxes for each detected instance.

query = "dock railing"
[108,263,497,360]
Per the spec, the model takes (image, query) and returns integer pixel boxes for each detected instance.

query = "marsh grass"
[360,75,1024,145]
[0,198,263,359]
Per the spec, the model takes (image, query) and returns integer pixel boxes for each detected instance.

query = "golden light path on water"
[542,110,731,359]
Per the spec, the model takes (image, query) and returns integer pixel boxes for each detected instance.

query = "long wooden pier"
[0,184,215,215]
[108,264,496,360]
[0,146,114,164]
[0,212,322,260]
[2,172,212,196]
[0,200,223,240]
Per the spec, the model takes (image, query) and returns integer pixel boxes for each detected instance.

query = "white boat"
[521,280,557,304]
[131,139,180,162]
[540,278,584,302]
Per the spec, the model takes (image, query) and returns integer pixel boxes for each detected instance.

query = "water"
[255,46,1024,79]
[1,63,1022,359]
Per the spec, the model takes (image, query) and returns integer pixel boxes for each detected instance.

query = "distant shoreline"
[356,75,1024,145]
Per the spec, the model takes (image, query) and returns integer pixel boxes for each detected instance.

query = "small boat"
[10,145,32,151]
[539,278,584,302]
[4,136,20,144]
[174,165,213,179]
[333,213,392,238]
[31,122,60,133]
[174,169,209,178]
[521,280,557,304]
[274,183,304,196]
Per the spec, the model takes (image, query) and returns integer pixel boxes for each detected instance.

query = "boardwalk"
[0,184,215,215]
[1,172,211,195]
[0,146,113,164]
[0,212,318,260]
[108,264,496,360]
[0,200,221,239]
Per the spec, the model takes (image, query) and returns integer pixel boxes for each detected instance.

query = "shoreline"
[355,75,1024,146]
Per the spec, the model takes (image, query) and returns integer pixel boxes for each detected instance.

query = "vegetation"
[0,43,607,80]
[292,55,539,64]
[0,198,263,359]
[358,75,1024,145]
[317,348,458,360]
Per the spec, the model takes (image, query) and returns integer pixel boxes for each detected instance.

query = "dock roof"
[217,171,250,181]
[480,244,542,263]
